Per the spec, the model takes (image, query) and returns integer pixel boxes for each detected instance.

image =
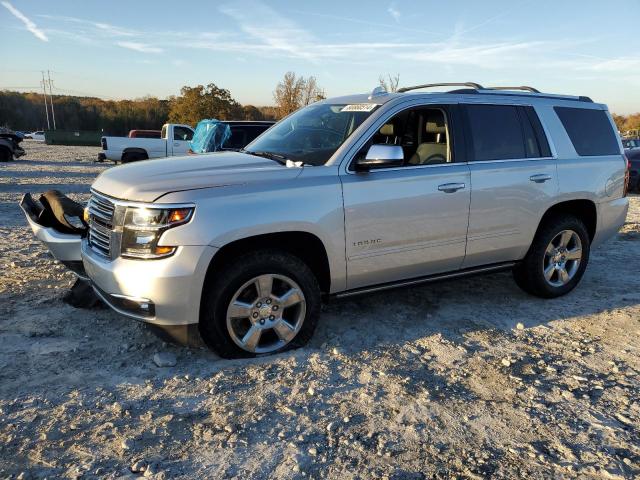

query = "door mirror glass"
[355,144,404,171]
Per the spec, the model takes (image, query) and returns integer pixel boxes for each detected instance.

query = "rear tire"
[200,250,321,359]
[121,151,148,164]
[513,215,590,298]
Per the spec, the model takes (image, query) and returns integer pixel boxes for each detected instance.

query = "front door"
[171,126,194,156]
[341,105,471,289]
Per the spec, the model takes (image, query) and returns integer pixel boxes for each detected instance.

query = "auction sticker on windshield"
[341,104,378,112]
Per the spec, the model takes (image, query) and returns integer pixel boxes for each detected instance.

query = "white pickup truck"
[97,121,275,163]
[98,123,194,163]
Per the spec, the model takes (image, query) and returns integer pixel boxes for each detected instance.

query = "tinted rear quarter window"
[554,107,619,156]
[465,104,525,161]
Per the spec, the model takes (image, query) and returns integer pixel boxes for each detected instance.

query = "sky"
[1,0,639,114]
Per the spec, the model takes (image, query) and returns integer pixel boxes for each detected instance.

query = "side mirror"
[355,144,404,171]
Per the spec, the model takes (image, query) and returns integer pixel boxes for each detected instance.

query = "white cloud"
[117,41,163,54]
[2,1,48,41]
[395,41,548,68]
[219,1,318,60]
[387,2,401,23]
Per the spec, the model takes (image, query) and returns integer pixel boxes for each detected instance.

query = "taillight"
[623,154,630,197]
[101,137,107,150]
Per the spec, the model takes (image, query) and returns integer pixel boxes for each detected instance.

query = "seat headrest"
[425,116,446,134]
[379,123,394,136]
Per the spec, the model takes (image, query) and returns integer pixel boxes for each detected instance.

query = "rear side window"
[554,107,619,156]
[465,105,525,160]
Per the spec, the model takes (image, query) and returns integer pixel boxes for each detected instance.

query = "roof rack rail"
[487,86,540,93]
[397,82,484,93]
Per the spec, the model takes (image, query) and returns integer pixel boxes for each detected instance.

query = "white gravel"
[1,143,639,479]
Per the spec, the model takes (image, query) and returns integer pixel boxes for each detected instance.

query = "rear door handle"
[530,174,552,183]
[173,142,180,147]
[438,182,466,193]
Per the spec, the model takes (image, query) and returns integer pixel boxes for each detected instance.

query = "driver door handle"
[530,174,552,183]
[173,142,180,147]
[438,182,466,193]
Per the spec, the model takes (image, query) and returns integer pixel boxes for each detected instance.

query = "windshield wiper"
[241,150,288,165]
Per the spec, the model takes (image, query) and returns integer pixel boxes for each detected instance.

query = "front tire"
[200,250,321,358]
[513,215,590,298]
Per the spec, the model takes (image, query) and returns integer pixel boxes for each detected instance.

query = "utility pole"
[47,70,56,130]
[40,71,50,130]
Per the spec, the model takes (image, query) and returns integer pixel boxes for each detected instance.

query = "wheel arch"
[201,231,332,304]
[536,199,597,242]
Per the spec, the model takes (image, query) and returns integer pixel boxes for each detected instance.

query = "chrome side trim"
[334,262,516,299]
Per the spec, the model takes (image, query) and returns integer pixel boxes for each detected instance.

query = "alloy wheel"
[542,229,582,287]
[226,274,306,354]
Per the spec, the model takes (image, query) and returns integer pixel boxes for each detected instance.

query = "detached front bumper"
[81,240,216,326]
[19,193,87,278]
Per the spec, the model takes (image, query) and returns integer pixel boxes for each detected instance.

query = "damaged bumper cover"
[20,192,87,279]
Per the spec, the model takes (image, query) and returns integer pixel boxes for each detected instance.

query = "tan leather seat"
[409,116,448,165]
[378,123,397,144]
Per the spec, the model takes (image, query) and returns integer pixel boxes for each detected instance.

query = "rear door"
[462,103,558,268]
[170,126,194,156]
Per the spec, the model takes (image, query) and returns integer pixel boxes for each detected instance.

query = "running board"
[333,262,516,299]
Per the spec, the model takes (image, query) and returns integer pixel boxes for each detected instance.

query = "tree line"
[0,90,280,136]
[0,72,327,135]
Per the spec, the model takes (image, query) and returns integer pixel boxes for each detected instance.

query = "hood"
[91,151,302,202]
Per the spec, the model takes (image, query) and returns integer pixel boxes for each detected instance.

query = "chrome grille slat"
[88,204,112,220]
[87,191,115,258]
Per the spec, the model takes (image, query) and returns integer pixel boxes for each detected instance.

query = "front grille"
[87,191,115,257]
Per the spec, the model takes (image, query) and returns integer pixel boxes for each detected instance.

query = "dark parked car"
[622,138,640,149]
[626,148,640,192]
[0,129,25,161]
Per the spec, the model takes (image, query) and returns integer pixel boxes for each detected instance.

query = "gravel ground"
[0,142,639,479]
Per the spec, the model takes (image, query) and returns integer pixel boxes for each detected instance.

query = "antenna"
[40,71,50,130]
[47,70,56,130]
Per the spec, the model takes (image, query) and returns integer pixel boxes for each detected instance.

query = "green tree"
[168,84,242,126]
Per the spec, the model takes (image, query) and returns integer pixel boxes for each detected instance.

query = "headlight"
[121,206,194,259]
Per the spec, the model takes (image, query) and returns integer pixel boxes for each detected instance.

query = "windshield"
[245,103,376,166]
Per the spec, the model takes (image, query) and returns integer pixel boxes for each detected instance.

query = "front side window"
[352,106,452,168]
[245,103,375,166]
[465,104,525,161]
[555,107,620,156]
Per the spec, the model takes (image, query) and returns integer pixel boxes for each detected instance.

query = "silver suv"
[24,82,629,358]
